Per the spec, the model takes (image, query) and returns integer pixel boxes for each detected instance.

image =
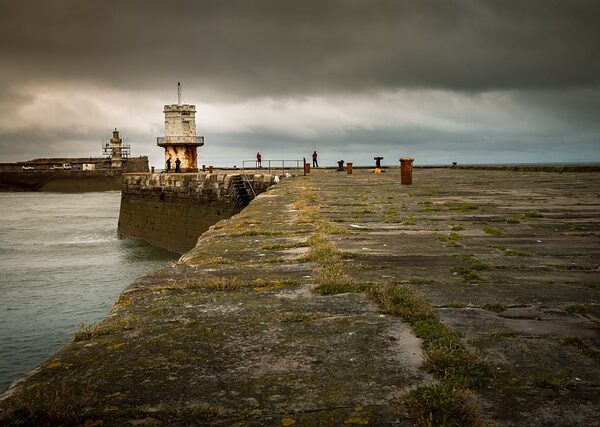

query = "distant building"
[157,82,204,172]
[102,128,130,169]
[0,128,148,173]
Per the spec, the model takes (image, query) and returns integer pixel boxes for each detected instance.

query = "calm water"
[0,192,178,391]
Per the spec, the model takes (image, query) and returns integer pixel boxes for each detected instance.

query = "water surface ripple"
[0,192,177,391]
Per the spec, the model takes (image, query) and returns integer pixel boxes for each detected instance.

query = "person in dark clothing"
[166,157,172,173]
[256,152,262,168]
[175,158,181,173]
[312,150,318,167]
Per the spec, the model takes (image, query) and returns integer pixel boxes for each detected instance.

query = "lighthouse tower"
[110,128,123,169]
[157,83,204,172]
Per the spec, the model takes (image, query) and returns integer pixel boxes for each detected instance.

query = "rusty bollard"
[305,163,310,174]
[347,162,353,174]
[151,166,155,173]
[400,157,414,185]
[208,165,214,173]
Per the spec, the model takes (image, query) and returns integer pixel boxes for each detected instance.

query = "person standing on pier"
[166,157,172,173]
[175,157,181,173]
[256,152,262,168]
[312,150,318,168]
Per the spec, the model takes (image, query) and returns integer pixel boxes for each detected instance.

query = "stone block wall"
[117,172,275,253]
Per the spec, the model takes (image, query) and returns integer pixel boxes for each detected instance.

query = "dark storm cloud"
[1,0,599,97]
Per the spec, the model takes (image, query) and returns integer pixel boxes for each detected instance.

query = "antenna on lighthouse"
[177,82,182,105]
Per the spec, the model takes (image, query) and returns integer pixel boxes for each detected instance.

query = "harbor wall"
[0,157,149,192]
[117,172,276,253]
[0,170,124,192]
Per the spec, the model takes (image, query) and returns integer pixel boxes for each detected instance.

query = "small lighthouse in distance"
[157,82,204,172]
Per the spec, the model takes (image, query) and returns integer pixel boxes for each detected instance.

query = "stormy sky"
[1,0,599,168]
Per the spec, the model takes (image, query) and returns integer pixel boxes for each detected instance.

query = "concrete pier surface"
[1,168,599,426]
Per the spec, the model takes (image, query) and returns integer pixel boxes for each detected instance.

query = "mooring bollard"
[337,160,345,171]
[208,165,214,173]
[400,157,414,185]
[202,164,206,172]
[151,166,155,173]
[347,162,353,174]
[305,163,310,174]
[374,156,383,169]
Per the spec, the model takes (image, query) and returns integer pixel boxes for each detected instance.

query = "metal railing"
[241,159,303,175]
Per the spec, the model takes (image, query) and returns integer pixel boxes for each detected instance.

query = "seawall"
[0,157,149,192]
[0,170,124,192]
[2,168,599,426]
[117,172,276,253]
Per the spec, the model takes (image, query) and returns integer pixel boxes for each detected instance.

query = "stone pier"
[118,172,276,253]
[2,167,599,426]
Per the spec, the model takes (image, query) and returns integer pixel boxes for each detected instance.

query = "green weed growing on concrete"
[506,216,521,224]
[482,303,507,312]
[295,184,488,426]
[437,234,463,248]
[449,203,480,212]
[503,248,529,257]
[402,383,483,427]
[192,255,232,265]
[0,380,96,425]
[565,303,590,315]
[524,210,543,219]
[454,254,491,271]
[367,284,489,388]
[308,233,356,294]
[532,376,566,390]
[402,215,417,225]
[451,267,483,284]
[482,226,502,236]
[75,318,133,341]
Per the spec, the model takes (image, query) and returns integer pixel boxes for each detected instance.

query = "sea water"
[0,192,178,391]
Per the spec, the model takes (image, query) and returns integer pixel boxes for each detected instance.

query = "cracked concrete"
[1,167,599,426]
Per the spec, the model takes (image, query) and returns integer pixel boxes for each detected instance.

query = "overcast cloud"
[1,0,599,167]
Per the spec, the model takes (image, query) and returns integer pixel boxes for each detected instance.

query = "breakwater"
[2,168,599,426]
[0,157,149,192]
[0,170,125,192]
[117,172,276,253]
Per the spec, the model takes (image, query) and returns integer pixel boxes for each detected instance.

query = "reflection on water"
[0,191,178,391]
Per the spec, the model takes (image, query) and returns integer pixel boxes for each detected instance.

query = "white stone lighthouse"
[157,83,204,172]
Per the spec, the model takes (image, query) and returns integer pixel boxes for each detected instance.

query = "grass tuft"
[402,383,483,427]
[565,303,590,315]
[482,303,506,312]
[532,376,566,390]
[75,318,133,341]
[0,380,96,425]
[506,216,521,224]
[454,254,491,271]
[524,210,543,219]
[482,226,502,236]
[368,285,436,322]
[449,203,480,212]
[451,267,482,284]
